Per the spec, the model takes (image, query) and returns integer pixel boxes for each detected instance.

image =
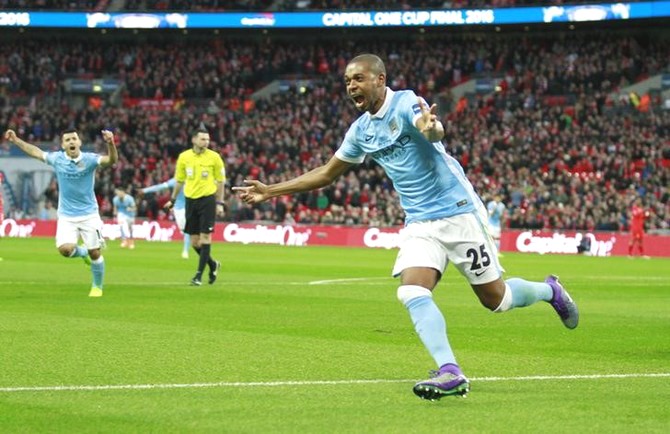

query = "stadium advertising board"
[2,218,669,258]
[0,2,668,29]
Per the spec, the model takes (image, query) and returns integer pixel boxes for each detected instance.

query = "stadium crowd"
[2,32,664,102]
[1,31,668,233]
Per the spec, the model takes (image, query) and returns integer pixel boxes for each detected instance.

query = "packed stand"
[5,89,666,233]
[1,32,668,232]
[2,32,666,102]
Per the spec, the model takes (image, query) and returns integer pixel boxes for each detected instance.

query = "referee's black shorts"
[184,195,216,235]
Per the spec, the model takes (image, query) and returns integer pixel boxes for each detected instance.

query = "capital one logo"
[102,221,176,241]
[0,218,35,237]
[516,231,615,256]
[222,224,311,246]
[363,227,404,249]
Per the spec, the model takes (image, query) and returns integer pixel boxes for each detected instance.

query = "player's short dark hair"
[60,128,78,138]
[349,53,386,76]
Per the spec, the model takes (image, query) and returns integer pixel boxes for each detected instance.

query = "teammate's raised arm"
[99,129,118,167]
[4,129,45,160]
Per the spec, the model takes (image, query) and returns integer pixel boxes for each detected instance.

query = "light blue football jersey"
[487,200,505,228]
[142,178,185,210]
[335,88,481,224]
[113,194,136,218]
[44,151,101,218]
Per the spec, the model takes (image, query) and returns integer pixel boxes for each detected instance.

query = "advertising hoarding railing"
[2,218,669,258]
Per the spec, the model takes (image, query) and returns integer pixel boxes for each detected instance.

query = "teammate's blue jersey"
[113,194,136,217]
[335,88,480,224]
[142,178,185,210]
[487,200,505,228]
[44,151,101,218]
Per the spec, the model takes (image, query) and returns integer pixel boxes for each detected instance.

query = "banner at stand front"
[1,218,668,258]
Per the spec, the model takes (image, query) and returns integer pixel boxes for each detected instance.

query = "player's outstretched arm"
[415,97,445,143]
[99,129,118,167]
[234,156,352,204]
[164,181,185,210]
[142,181,171,194]
[4,129,44,160]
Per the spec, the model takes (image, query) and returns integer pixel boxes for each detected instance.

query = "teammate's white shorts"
[117,213,135,227]
[488,223,501,240]
[56,213,105,250]
[392,212,503,285]
[173,207,186,232]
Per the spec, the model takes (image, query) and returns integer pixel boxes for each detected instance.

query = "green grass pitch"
[0,237,668,433]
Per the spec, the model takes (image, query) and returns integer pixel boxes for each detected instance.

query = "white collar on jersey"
[66,153,83,163]
[371,87,394,119]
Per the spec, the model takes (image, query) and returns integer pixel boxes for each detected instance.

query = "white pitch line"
[309,277,390,285]
[0,373,668,393]
[1,274,667,288]
[0,281,354,287]
[0,280,393,287]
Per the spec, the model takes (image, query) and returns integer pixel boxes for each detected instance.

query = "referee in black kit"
[165,127,225,286]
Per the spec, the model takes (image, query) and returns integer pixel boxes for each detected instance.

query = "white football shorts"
[116,213,135,227]
[392,212,503,285]
[56,213,105,250]
[488,223,501,239]
[173,207,186,232]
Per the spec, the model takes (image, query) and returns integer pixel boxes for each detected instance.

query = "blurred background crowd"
[0,1,668,234]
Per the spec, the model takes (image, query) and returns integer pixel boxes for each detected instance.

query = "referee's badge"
[201,170,209,178]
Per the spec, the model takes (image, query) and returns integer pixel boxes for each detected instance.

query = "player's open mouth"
[69,146,76,151]
[351,95,365,106]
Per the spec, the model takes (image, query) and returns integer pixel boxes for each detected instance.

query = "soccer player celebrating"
[141,178,191,259]
[4,128,118,297]
[628,197,650,258]
[234,54,579,400]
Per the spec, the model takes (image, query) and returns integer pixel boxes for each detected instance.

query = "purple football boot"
[546,275,579,329]
[413,363,470,401]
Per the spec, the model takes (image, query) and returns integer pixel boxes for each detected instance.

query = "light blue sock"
[183,233,191,254]
[404,294,457,367]
[91,256,105,288]
[69,246,88,258]
[506,278,553,308]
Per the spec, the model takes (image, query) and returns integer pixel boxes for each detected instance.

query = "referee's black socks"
[193,245,217,270]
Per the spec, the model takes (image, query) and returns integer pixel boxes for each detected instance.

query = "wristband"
[216,201,225,205]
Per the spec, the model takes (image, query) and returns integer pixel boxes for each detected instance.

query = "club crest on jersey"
[389,118,399,135]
